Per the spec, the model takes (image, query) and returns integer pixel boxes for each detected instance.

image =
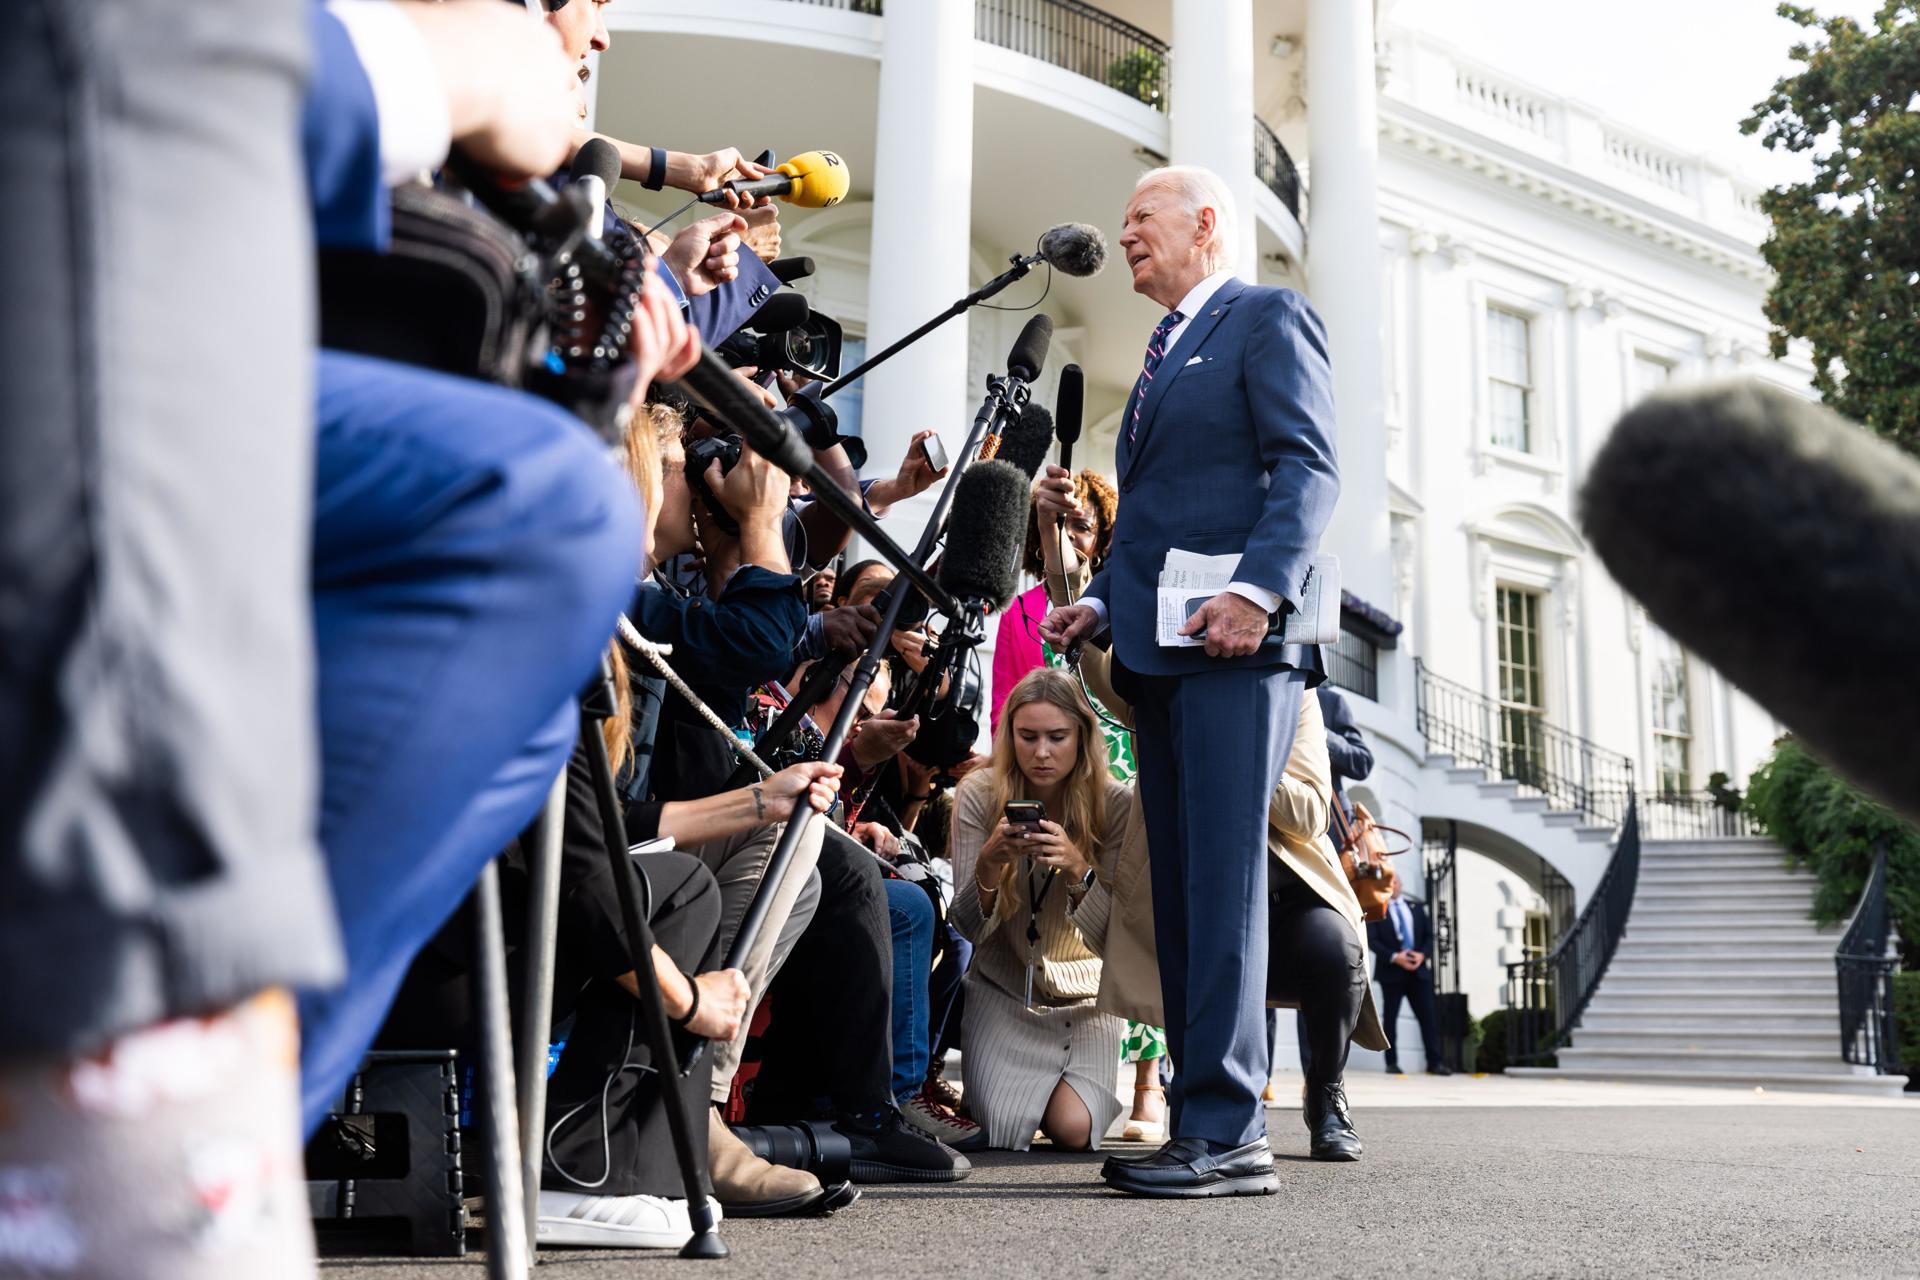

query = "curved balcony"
[749,0,1300,222]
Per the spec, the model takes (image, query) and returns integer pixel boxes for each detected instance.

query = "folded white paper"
[1155,550,1341,648]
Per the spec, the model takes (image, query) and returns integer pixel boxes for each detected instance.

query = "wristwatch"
[1067,866,1097,903]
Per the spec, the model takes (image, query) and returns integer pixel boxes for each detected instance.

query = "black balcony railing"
[1837,842,1904,1074]
[1325,630,1379,701]
[1414,660,1636,829]
[785,0,884,11]
[977,0,1168,110]
[1504,794,1640,1067]
[1253,117,1303,220]
[1638,791,1764,841]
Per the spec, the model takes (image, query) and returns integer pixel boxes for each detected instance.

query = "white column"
[857,0,974,551]
[1170,0,1258,274]
[1307,0,1393,610]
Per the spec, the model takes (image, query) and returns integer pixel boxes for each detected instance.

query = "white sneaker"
[535,1189,723,1248]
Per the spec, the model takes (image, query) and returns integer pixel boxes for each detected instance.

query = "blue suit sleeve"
[682,253,780,344]
[630,568,807,690]
[302,5,387,250]
[1238,289,1340,611]
[1318,687,1374,784]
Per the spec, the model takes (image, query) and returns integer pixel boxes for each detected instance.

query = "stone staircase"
[1527,837,1908,1096]
[1419,751,1619,905]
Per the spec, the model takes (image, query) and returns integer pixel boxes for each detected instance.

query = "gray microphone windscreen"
[569,137,623,191]
[1039,223,1108,277]
[996,403,1056,480]
[1579,379,1920,821]
[938,460,1031,610]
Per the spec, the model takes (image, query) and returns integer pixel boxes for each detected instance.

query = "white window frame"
[1469,281,1563,479]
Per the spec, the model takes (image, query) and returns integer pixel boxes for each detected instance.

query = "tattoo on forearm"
[751,785,766,821]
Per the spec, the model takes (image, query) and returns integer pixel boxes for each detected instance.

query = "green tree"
[1744,735,1920,969]
[1742,3,1920,455]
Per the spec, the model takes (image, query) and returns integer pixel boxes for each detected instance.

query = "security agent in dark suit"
[1367,875,1451,1075]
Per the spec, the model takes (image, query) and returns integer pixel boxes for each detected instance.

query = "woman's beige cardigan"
[1045,563,1387,1051]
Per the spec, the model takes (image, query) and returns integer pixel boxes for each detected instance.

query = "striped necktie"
[1127,309,1184,445]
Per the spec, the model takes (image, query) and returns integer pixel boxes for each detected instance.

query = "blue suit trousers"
[1131,664,1305,1147]
[297,351,642,1131]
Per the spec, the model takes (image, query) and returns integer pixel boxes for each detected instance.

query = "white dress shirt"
[328,0,455,185]
[1084,269,1284,630]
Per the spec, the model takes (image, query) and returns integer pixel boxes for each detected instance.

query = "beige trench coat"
[1044,566,1388,1053]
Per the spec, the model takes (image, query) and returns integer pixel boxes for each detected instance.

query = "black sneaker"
[834,1107,971,1184]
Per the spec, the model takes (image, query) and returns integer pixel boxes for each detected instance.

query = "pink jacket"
[990,583,1052,734]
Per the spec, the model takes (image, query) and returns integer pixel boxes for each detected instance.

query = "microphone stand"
[696,367,1032,1056]
[820,251,1046,400]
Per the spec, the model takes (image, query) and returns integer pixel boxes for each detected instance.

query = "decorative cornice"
[1380,109,1772,285]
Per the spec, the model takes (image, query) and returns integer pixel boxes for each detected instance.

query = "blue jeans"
[885,878,935,1102]
[296,351,642,1132]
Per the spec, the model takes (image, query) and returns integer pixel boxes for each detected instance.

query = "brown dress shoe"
[708,1110,829,1218]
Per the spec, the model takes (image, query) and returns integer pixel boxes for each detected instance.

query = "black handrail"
[1504,794,1641,1067]
[1638,791,1764,841]
[976,0,1168,110]
[1253,117,1303,220]
[1415,659,1636,828]
[1836,842,1903,1074]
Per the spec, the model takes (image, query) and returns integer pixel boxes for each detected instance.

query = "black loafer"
[1304,1082,1362,1162]
[1101,1136,1279,1198]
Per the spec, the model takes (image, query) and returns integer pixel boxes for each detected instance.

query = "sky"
[1386,0,1884,185]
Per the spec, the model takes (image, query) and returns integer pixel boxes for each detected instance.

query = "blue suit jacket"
[303,4,387,251]
[1084,279,1339,678]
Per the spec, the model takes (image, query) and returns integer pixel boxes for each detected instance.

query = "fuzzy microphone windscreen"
[1578,379,1920,822]
[938,460,1032,611]
[1038,223,1108,278]
[995,403,1057,481]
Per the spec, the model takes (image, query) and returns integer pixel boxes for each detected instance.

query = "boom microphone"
[1578,379,1920,822]
[697,151,851,209]
[994,403,1056,480]
[936,460,1031,611]
[1006,313,1054,384]
[1036,223,1108,278]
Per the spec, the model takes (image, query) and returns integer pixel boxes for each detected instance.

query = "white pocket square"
[1184,355,1205,366]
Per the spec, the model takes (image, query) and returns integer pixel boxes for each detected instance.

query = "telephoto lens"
[730,1122,852,1184]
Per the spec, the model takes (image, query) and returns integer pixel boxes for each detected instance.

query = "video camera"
[716,295,844,382]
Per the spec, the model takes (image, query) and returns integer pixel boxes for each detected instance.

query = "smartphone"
[922,432,950,474]
[1004,800,1046,836]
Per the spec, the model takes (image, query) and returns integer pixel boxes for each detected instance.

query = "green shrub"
[1744,736,1920,970]
[1895,971,1920,1090]
[1104,48,1165,106]
[1474,1010,1510,1074]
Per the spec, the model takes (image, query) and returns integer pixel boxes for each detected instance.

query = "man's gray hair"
[1135,165,1237,270]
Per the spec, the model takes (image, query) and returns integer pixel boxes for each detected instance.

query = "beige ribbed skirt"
[959,974,1126,1151]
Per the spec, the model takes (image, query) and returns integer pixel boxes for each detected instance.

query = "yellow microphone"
[696,150,850,209]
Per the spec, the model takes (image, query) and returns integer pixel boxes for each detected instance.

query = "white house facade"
[587,1,1898,1089]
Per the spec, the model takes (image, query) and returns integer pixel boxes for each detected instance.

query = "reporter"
[993,466,1117,733]
[950,669,1133,1151]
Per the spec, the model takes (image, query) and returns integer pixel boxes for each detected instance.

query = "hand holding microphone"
[697,150,852,209]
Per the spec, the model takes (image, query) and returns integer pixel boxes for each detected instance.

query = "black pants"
[1267,862,1367,1089]
[1379,968,1441,1072]
[541,850,722,1198]
[746,826,894,1119]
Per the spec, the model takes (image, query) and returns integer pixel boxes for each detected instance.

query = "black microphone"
[1578,379,1920,823]
[1036,223,1108,278]
[937,459,1031,611]
[769,256,817,284]
[995,403,1056,481]
[569,138,623,238]
[1006,314,1053,384]
[749,290,810,330]
[1054,363,1084,475]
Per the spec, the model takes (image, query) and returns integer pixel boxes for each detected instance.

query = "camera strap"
[1021,857,1058,1009]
